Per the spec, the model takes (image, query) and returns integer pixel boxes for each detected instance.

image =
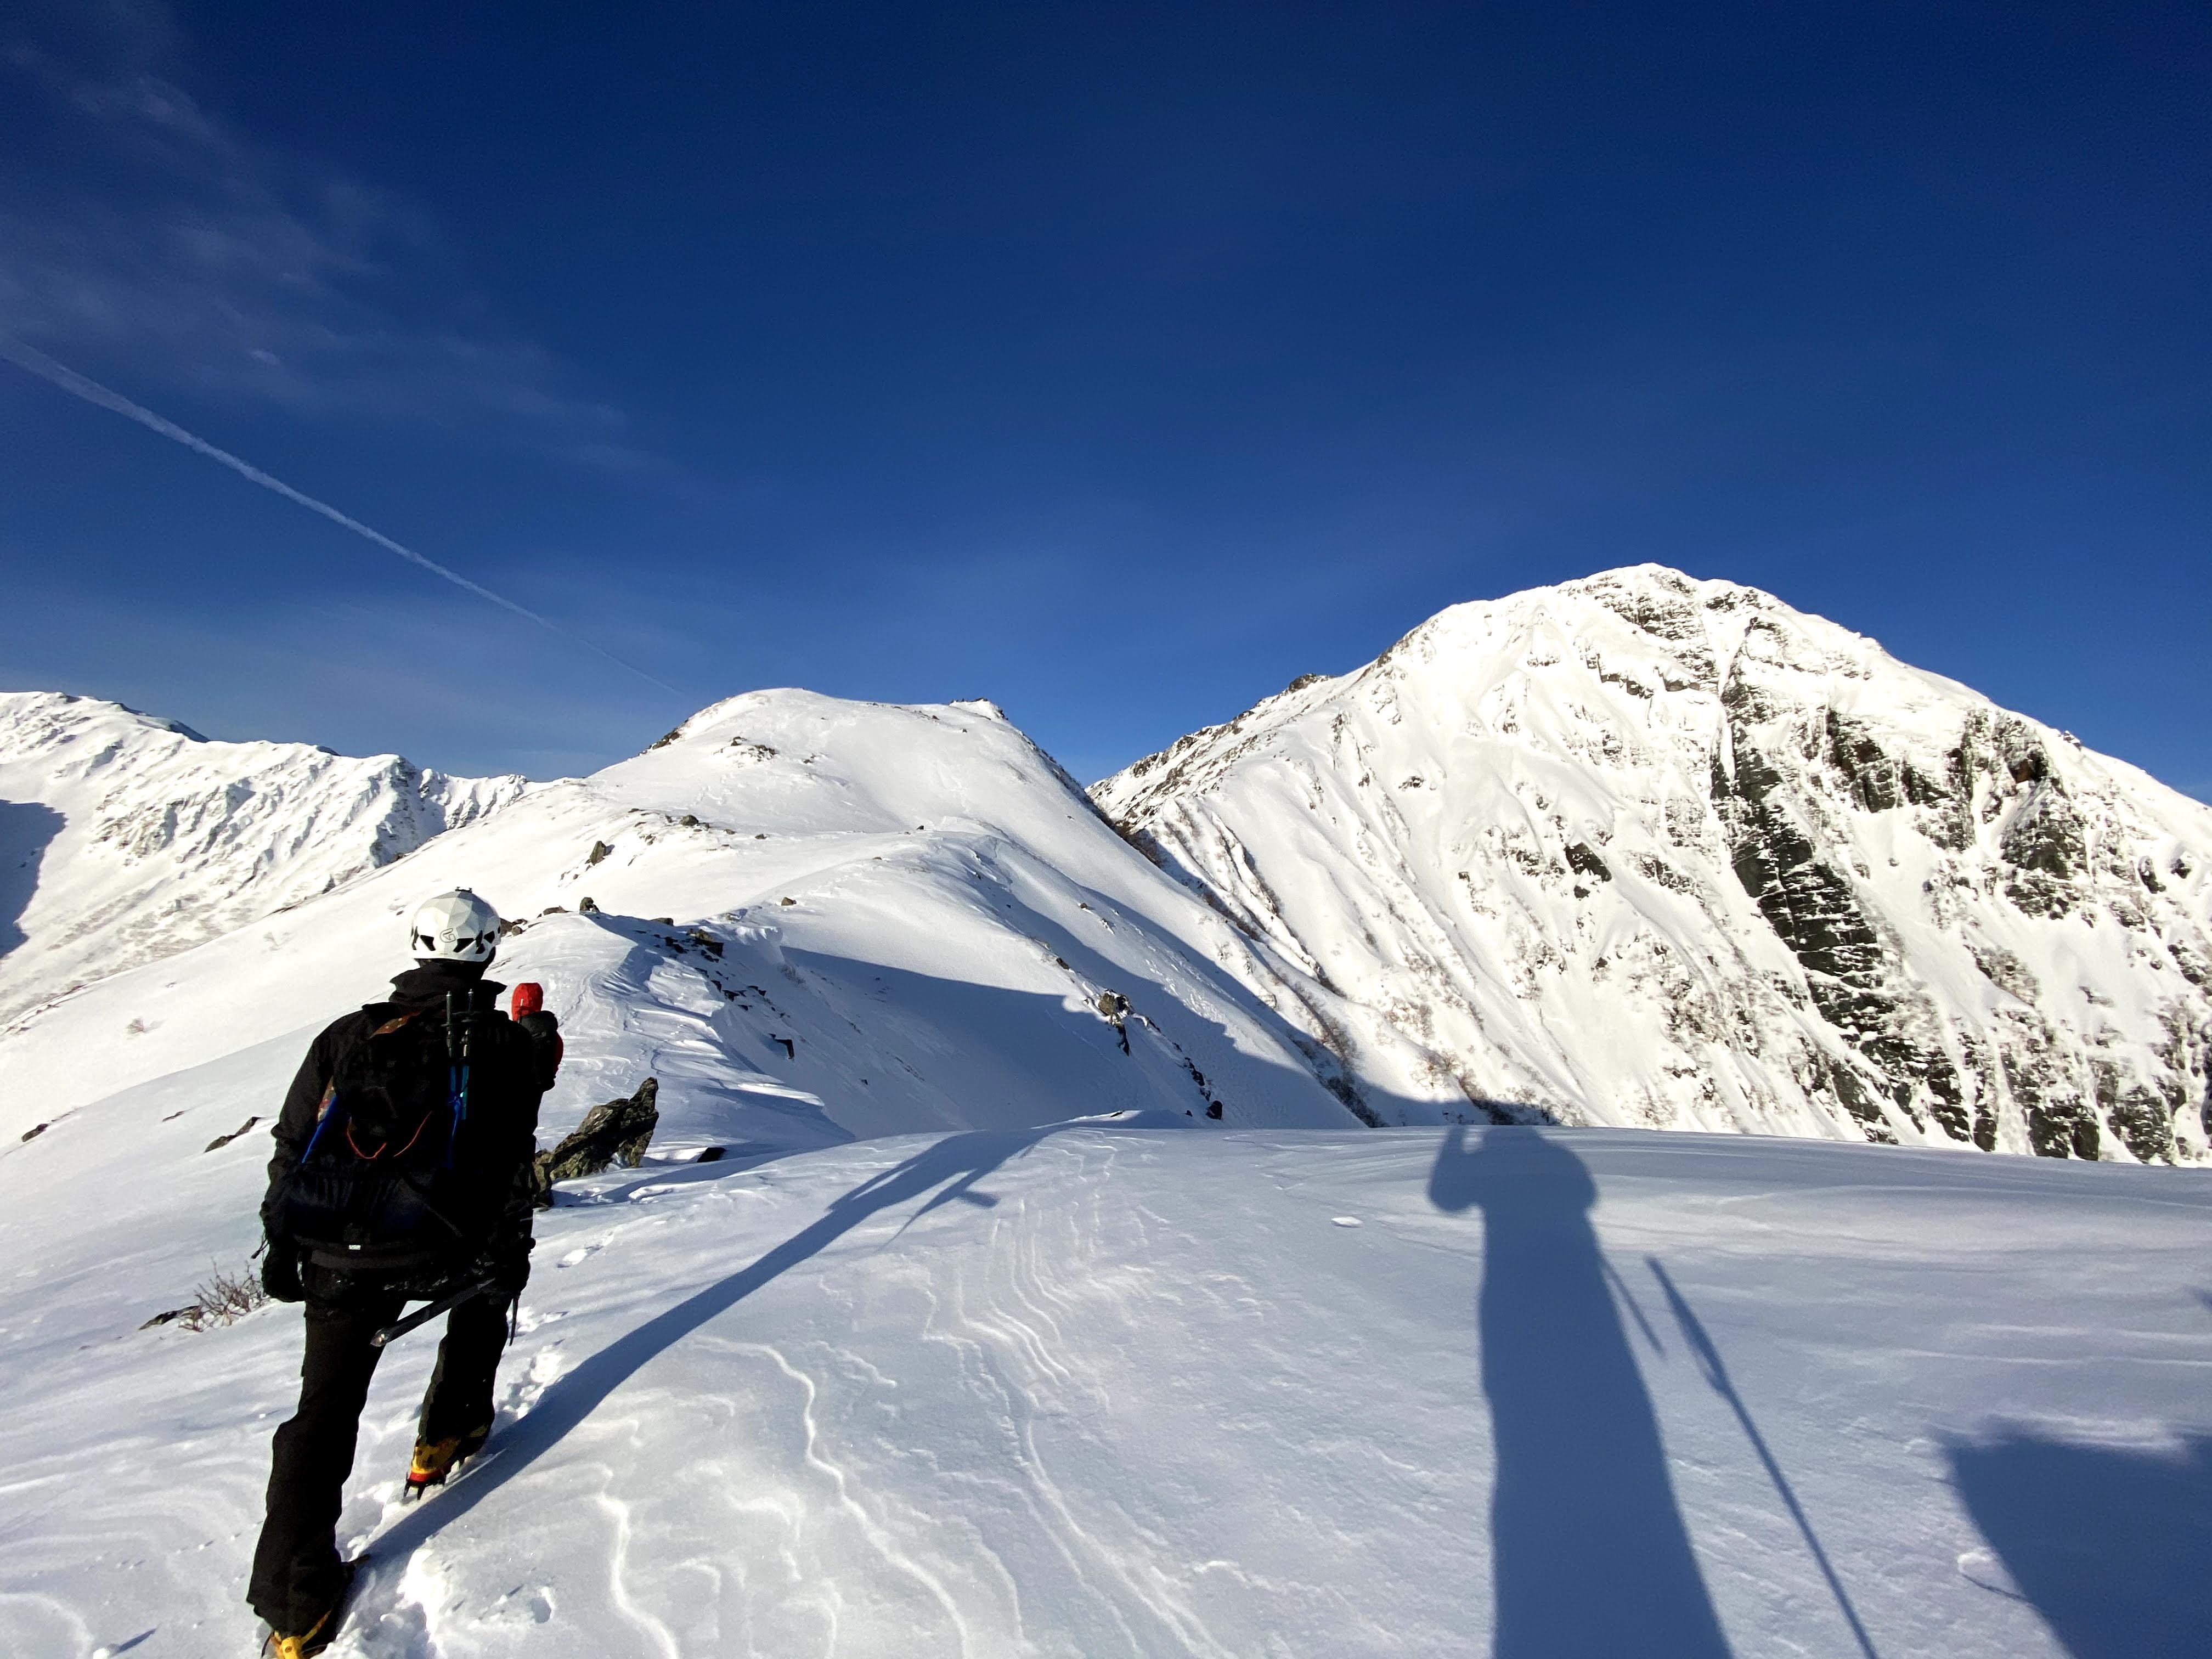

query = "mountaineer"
[249,889,561,1656]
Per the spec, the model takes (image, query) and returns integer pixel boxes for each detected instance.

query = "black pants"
[247,1275,515,1632]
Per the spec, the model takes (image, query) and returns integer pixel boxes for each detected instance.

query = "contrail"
[0,334,684,699]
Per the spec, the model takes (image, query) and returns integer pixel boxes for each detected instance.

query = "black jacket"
[263,960,559,1255]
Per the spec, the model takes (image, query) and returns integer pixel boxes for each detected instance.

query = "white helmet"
[408,889,501,963]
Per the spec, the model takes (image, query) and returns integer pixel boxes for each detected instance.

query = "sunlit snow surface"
[3,669,2209,1657]
[3,1097,2208,1658]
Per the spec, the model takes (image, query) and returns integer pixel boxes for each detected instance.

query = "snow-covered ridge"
[0,687,1357,1145]
[1094,565,2212,1161]
[0,691,531,1025]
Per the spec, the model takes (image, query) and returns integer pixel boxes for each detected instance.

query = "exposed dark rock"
[1999,783,2087,918]
[202,1116,258,1152]
[586,840,613,867]
[531,1077,659,1205]
[1973,946,2040,1004]
[1803,1048,1894,1139]
[2169,939,2212,991]
[1998,1023,2100,1159]
[2025,1098,2101,1160]
[1716,686,1959,1140]
[578,896,600,913]
[1584,568,1718,682]
[2094,1062,2177,1164]
[1565,842,1611,882]
[1824,710,1949,814]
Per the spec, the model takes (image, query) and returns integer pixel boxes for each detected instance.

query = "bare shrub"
[143,1262,270,1332]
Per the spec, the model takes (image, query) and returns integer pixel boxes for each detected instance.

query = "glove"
[261,1235,305,1304]
[518,1009,564,1086]
[475,1232,534,1297]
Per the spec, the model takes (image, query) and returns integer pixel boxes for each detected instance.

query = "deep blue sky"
[2,2,2205,792]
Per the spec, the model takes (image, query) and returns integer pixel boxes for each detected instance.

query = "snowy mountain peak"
[0,690,531,1026]
[1095,567,2212,1162]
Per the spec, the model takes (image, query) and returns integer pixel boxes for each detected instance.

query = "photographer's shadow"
[1431,1126,1730,1658]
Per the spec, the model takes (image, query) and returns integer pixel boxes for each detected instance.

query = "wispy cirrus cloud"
[0,1,640,460]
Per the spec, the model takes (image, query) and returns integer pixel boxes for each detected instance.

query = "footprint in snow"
[488,1585,557,1628]
[1331,1216,1363,1227]
[509,1346,567,1417]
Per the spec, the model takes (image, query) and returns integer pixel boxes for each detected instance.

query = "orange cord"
[345,1109,434,1162]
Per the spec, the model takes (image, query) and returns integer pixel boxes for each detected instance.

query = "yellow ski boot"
[402,1423,490,1501]
[260,1556,363,1657]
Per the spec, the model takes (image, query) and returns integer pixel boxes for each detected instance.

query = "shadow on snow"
[368,1122,1081,1565]
[0,800,63,961]
[1429,1125,1732,1659]
[1949,1429,2212,1659]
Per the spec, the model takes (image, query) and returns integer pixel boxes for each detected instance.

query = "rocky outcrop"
[531,1077,660,1204]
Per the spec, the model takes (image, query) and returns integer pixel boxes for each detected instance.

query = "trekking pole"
[370,1274,501,1348]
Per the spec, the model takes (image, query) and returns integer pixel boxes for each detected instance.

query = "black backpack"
[270,990,503,1276]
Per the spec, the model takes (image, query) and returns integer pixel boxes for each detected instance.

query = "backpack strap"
[301,1008,429,1164]
[298,1079,343,1162]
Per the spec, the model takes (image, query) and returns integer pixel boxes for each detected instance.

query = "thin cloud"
[0,3,635,453]
[0,334,685,702]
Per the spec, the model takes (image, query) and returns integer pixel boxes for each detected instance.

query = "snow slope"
[2,676,2208,1658]
[2,1073,2207,1657]
[1095,566,2212,1163]
[0,689,1357,1147]
[0,691,530,1027]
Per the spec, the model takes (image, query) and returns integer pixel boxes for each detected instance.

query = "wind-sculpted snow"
[1095,566,2212,1161]
[3,1075,2208,1656]
[0,691,530,1025]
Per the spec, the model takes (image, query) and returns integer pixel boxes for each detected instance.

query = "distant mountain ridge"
[1094,565,2212,1162]
[7,566,2207,1163]
[0,691,531,1026]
